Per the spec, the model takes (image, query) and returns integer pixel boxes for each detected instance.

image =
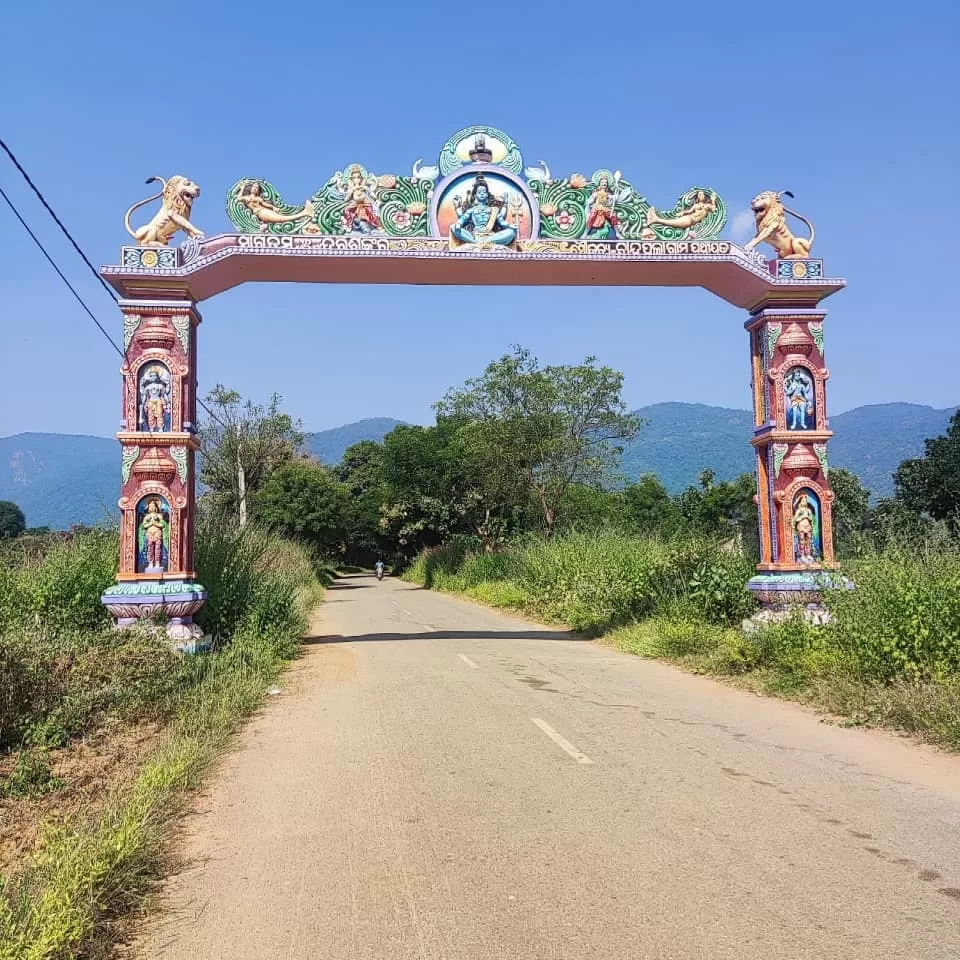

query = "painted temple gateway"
[101,125,847,648]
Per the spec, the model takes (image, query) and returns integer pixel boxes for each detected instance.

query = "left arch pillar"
[101,297,207,650]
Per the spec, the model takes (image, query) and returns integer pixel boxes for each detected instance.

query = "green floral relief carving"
[123,315,141,351]
[121,446,139,483]
[772,443,789,478]
[766,322,783,358]
[171,315,191,355]
[170,446,188,484]
[809,321,824,356]
[813,443,829,477]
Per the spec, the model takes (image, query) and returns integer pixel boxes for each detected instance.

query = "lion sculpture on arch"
[744,190,814,260]
[124,175,203,247]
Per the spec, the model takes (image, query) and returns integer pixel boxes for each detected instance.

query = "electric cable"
[0,183,124,358]
[0,181,231,431]
[0,137,120,304]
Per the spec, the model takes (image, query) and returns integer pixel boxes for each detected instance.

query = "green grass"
[405,532,756,633]
[408,533,960,752]
[0,522,324,959]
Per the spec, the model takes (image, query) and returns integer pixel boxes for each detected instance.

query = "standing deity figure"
[449,176,518,248]
[584,175,623,239]
[792,493,818,563]
[141,498,168,572]
[234,180,315,231]
[334,165,382,234]
[139,365,172,433]
[783,367,815,430]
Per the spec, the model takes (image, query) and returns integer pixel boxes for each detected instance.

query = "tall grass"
[406,531,756,633]
[0,523,324,959]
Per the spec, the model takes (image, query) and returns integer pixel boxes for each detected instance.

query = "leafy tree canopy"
[893,410,960,528]
[435,346,641,536]
[257,461,349,556]
[0,501,26,540]
[198,386,303,524]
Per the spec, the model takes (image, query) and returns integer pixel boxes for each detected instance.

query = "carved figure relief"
[221,127,727,243]
[138,363,172,433]
[744,190,814,260]
[792,489,822,564]
[233,180,315,232]
[136,495,170,574]
[783,366,815,430]
[437,171,531,249]
[332,164,383,235]
[646,189,718,232]
[583,172,625,239]
[124,176,203,247]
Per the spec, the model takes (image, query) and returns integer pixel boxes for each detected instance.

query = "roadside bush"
[0,529,117,633]
[407,532,756,634]
[823,542,960,682]
[195,519,317,647]
[0,522,323,957]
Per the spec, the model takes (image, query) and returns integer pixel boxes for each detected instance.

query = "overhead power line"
[0,137,120,304]
[0,184,124,358]
[0,177,230,432]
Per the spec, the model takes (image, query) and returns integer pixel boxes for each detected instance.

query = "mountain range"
[2,402,954,530]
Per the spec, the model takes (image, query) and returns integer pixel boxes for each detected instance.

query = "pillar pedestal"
[101,295,207,650]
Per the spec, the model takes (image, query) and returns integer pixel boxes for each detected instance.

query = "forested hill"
[305,417,406,463]
[2,403,955,529]
[620,402,958,496]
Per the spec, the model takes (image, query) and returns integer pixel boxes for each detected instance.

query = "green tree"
[553,484,622,533]
[622,474,681,536]
[335,441,393,564]
[435,347,642,537]
[0,501,26,540]
[893,410,960,529]
[377,420,525,556]
[257,460,349,556]
[677,472,758,555]
[829,467,871,555]
[198,386,303,526]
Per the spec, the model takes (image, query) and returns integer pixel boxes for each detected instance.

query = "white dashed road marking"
[458,653,478,668]
[531,717,594,764]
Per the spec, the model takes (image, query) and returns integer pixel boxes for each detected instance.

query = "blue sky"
[1,1,957,438]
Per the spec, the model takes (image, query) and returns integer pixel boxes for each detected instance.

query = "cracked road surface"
[139,575,960,959]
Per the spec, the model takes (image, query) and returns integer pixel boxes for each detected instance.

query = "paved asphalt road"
[139,575,960,960]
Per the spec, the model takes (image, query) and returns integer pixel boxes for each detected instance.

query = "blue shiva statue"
[783,367,815,430]
[450,175,518,248]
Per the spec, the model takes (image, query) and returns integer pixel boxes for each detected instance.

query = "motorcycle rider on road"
[374,560,385,580]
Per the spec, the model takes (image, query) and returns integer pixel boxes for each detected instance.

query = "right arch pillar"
[746,301,840,608]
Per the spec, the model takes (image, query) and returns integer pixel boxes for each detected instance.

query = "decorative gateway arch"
[99,124,846,648]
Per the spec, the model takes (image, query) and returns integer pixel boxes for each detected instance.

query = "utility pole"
[236,425,247,529]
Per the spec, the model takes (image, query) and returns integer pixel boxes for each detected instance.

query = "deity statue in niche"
[233,180,315,231]
[137,496,170,574]
[792,490,822,564]
[138,363,172,433]
[333,164,382,234]
[450,175,518,247]
[783,366,815,430]
[584,174,623,239]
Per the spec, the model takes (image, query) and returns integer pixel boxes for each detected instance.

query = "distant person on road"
[374,559,385,579]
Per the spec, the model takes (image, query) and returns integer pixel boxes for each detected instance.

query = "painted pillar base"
[746,570,853,609]
[101,580,209,653]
